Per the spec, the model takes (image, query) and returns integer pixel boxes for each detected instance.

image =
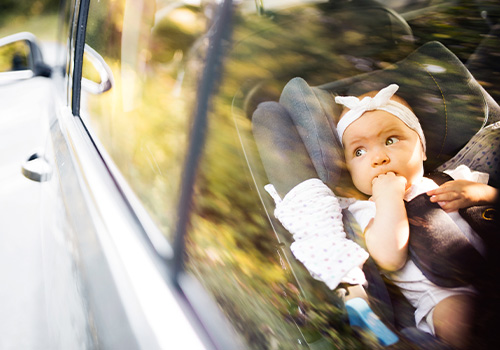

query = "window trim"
[71,0,90,116]
[171,0,233,279]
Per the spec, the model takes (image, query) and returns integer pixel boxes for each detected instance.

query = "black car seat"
[251,41,500,347]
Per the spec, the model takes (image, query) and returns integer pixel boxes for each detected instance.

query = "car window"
[183,0,500,348]
[83,0,208,242]
[182,1,418,348]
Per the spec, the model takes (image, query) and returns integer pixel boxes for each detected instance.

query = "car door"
[0,1,92,348]
[44,0,238,349]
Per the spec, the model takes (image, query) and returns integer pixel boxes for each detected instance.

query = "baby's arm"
[427,180,498,212]
[365,172,409,271]
[266,179,369,290]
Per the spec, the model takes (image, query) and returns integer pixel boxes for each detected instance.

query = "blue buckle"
[346,298,399,346]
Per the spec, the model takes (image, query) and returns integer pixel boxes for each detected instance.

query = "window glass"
[184,0,500,348]
[83,0,207,241]
[183,1,416,348]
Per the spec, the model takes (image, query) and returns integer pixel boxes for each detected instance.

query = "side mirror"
[0,32,51,81]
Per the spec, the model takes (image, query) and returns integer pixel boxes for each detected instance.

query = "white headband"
[335,84,426,152]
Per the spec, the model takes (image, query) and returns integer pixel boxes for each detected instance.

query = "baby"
[335,84,498,349]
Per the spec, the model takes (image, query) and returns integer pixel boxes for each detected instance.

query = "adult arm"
[427,180,498,212]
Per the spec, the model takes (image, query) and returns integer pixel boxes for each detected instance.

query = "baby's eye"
[386,137,399,145]
[355,148,366,157]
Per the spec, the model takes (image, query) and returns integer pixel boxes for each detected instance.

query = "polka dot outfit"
[437,121,500,183]
[265,179,369,290]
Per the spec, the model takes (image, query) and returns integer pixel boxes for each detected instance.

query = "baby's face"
[342,110,426,196]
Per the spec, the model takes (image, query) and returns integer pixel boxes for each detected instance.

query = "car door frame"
[48,0,243,349]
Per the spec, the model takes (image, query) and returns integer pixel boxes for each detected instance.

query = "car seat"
[251,41,500,348]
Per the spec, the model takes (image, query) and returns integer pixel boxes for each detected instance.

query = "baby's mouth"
[373,171,397,179]
[371,171,408,186]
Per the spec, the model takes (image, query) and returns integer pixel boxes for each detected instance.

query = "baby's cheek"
[347,163,372,195]
[357,178,373,196]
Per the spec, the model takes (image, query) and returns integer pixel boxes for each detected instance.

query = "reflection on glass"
[0,41,30,72]
[185,1,500,349]
[82,51,101,84]
[84,0,205,241]
[182,3,402,349]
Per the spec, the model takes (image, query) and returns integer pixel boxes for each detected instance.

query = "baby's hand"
[371,172,407,201]
[427,180,498,212]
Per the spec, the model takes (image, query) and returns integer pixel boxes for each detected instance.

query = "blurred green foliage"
[0,0,59,40]
[0,0,59,15]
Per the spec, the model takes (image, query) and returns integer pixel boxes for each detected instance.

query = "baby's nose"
[372,152,390,166]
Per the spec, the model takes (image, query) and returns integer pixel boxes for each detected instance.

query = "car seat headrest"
[321,41,493,170]
[279,77,344,187]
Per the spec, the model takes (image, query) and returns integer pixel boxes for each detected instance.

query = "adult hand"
[427,180,498,212]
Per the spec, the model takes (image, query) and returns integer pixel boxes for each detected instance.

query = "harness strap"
[405,193,485,287]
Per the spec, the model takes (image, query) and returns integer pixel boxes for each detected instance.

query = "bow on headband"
[335,84,426,152]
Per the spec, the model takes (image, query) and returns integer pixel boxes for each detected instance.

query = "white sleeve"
[444,164,489,184]
[345,200,376,232]
[265,179,369,290]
